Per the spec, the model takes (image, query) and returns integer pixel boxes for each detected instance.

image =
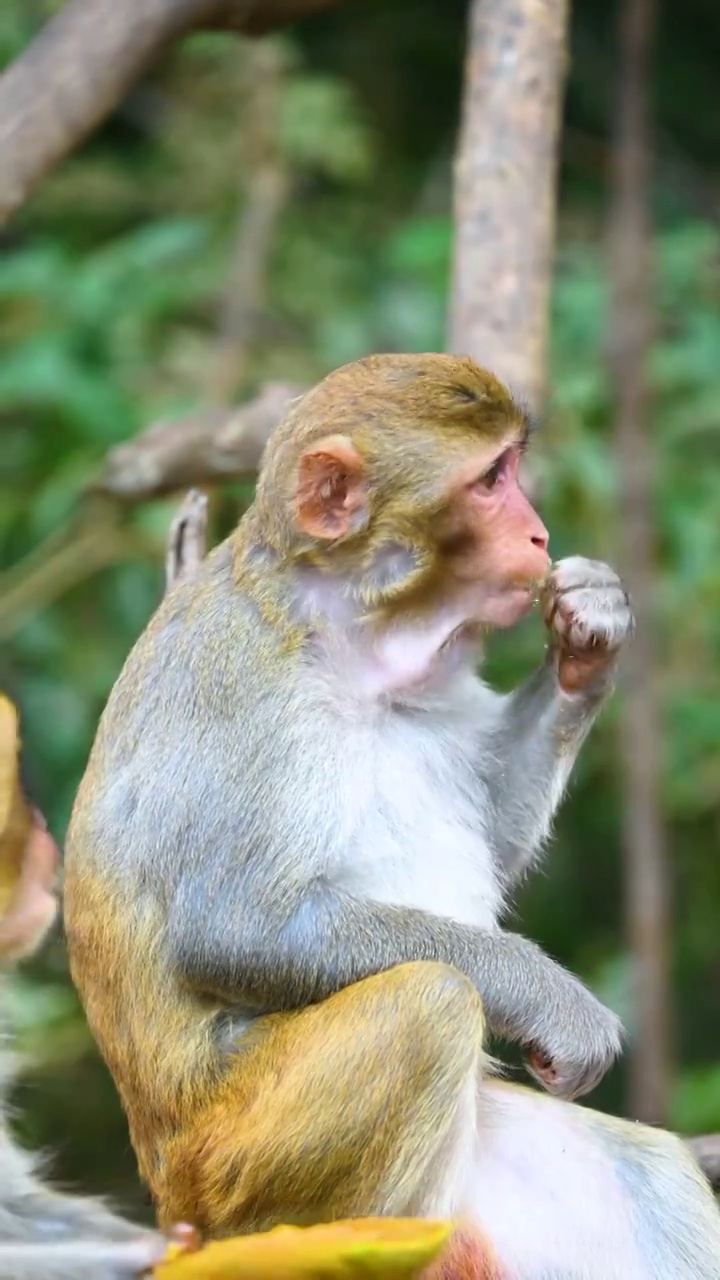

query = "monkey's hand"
[522,974,624,1100]
[541,556,635,695]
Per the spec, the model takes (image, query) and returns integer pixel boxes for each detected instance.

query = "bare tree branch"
[205,41,290,404]
[0,0,343,225]
[92,381,303,502]
[212,0,343,37]
[607,0,671,1126]
[449,0,570,417]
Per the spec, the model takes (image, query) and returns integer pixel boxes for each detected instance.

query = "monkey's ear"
[294,435,366,540]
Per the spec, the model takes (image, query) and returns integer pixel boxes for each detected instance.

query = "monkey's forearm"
[483,654,614,881]
[172,881,608,1053]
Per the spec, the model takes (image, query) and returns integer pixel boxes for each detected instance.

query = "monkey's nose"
[530,522,549,553]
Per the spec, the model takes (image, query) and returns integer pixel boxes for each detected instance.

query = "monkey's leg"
[469,1080,720,1279]
[157,962,486,1239]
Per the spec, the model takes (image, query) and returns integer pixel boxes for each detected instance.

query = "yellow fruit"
[153,1217,453,1280]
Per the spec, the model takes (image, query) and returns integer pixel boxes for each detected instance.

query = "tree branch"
[607,0,671,1127]
[449,0,570,417]
[92,381,303,502]
[0,0,343,225]
[205,41,290,404]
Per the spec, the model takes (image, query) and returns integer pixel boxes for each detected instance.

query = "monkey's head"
[0,693,59,965]
[251,353,549,630]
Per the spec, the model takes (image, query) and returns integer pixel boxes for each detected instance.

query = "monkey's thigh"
[164,961,485,1237]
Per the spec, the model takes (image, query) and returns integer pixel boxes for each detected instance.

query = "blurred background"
[1,0,719,1218]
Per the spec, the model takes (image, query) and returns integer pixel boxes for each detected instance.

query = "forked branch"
[93,381,303,502]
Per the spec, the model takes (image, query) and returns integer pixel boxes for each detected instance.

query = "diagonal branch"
[92,381,304,502]
[0,0,344,225]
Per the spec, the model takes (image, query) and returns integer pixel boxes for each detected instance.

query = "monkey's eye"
[474,450,511,493]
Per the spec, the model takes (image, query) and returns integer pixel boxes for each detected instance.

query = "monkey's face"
[278,355,550,632]
[435,439,550,629]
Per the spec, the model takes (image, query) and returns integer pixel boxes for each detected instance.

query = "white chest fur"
[329,683,504,931]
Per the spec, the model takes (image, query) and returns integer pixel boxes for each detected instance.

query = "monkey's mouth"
[471,584,538,630]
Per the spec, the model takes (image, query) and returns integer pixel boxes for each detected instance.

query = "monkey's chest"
[335,717,503,930]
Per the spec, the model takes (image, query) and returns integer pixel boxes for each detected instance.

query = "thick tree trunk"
[449,0,570,417]
[606,0,671,1124]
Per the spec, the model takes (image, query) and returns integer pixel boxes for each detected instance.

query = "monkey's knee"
[159,966,486,1235]
[371,961,486,1070]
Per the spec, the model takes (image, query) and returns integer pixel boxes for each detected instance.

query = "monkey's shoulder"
[105,541,289,724]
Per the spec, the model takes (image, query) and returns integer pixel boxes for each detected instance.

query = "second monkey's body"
[64,356,720,1279]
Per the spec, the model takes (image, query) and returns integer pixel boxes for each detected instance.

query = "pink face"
[291,424,550,633]
[442,443,550,628]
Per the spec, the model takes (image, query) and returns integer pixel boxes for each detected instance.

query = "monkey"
[63,354,720,1277]
[0,690,168,1280]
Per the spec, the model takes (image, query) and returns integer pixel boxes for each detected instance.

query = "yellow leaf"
[153,1218,453,1280]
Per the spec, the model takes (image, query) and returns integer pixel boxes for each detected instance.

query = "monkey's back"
[63,536,302,1168]
[63,529,501,1190]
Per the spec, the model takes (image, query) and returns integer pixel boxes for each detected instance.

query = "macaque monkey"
[64,355,720,1278]
[0,691,166,1279]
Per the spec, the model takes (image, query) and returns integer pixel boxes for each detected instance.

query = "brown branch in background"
[449,0,570,418]
[607,0,671,1125]
[0,0,343,226]
[92,381,303,502]
[0,521,152,642]
[206,41,290,405]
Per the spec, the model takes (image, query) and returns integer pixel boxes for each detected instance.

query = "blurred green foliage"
[1,0,720,1214]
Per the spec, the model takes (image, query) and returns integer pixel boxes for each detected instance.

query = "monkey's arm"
[170,874,621,1099]
[479,655,603,881]
[479,556,634,882]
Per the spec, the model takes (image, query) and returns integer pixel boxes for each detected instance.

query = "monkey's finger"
[525,1051,606,1102]
[545,556,623,594]
[549,589,634,651]
[167,1224,202,1254]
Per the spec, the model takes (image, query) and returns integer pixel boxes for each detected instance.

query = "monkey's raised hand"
[541,556,635,695]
